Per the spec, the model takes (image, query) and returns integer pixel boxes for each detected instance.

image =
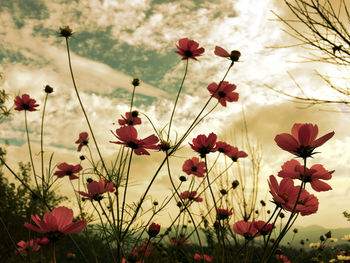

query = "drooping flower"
[289,189,319,216]
[214,46,241,62]
[207,81,239,107]
[78,178,115,201]
[110,126,159,155]
[14,94,39,112]
[118,111,142,126]
[75,132,89,152]
[54,162,83,180]
[193,253,212,262]
[233,220,260,239]
[180,191,202,202]
[268,175,299,209]
[252,220,274,236]
[189,133,217,158]
[217,208,233,220]
[182,157,206,177]
[148,222,161,237]
[175,38,205,60]
[215,141,233,156]
[24,206,86,236]
[226,146,248,162]
[278,159,333,192]
[274,123,334,158]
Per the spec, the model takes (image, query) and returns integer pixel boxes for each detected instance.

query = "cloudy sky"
[1,0,349,229]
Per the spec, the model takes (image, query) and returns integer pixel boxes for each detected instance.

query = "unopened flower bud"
[230,50,241,62]
[44,85,54,94]
[293,228,298,234]
[86,178,93,183]
[325,231,332,238]
[179,176,187,182]
[59,26,73,38]
[148,222,161,237]
[132,78,140,87]
[279,212,285,219]
[232,180,239,189]
[260,200,266,206]
[80,155,85,160]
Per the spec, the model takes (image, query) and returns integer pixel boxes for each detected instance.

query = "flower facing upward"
[214,46,241,62]
[75,132,89,152]
[274,123,334,158]
[189,133,217,158]
[24,206,86,236]
[148,222,161,237]
[233,220,260,239]
[182,157,206,177]
[226,146,248,162]
[175,38,205,60]
[217,208,233,220]
[14,94,39,112]
[253,221,274,236]
[207,81,239,107]
[78,178,115,201]
[180,191,203,202]
[278,159,333,192]
[110,126,159,155]
[118,111,142,126]
[54,162,83,180]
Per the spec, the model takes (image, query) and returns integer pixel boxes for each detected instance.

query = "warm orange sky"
[1,0,350,230]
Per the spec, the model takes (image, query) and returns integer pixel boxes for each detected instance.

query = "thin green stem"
[120,150,133,237]
[24,110,39,194]
[40,93,49,200]
[167,59,189,141]
[64,37,109,178]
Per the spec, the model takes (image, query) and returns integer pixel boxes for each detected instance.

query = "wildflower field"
[1,1,350,263]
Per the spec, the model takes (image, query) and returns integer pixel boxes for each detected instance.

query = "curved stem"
[64,38,109,178]
[167,59,189,141]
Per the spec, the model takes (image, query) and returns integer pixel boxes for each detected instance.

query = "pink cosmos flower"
[193,253,212,262]
[275,123,334,158]
[14,94,39,112]
[189,133,217,158]
[233,220,260,239]
[226,146,248,162]
[290,189,319,216]
[118,111,142,126]
[207,81,239,107]
[217,208,233,220]
[278,159,333,192]
[182,157,206,178]
[268,175,299,209]
[24,206,86,235]
[252,220,274,236]
[276,254,291,263]
[148,222,161,237]
[78,178,115,201]
[54,162,83,180]
[110,126,159,155]
[169,235,189,246]
[16,239,43,254]
[131,242,152,262]
[180,191,203,202]
[175,38,205,60]
[214,46,241,62]
[75,132,89,152]
[216,141,234,156]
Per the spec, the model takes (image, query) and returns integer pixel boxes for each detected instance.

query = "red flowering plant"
[2,25,340,263]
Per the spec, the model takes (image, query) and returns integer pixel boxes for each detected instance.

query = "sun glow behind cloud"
[1,0,350,229]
